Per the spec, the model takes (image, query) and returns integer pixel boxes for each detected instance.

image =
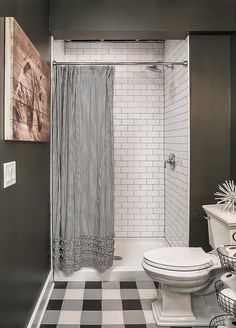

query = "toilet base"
[152,287,223,327]
[152,300,199,326]
[152,287,196,326]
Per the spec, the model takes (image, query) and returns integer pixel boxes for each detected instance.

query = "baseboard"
[26,270,54,328]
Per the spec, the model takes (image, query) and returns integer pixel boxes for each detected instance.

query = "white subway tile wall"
[164,39,189,246]
[53,41,165,238]
[53,40,65,61]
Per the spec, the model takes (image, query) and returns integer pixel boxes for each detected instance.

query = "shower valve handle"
[164,153,176,170]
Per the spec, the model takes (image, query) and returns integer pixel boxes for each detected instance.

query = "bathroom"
[0,1,236,327]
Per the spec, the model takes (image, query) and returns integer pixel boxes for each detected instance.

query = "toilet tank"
[203,205,236,248]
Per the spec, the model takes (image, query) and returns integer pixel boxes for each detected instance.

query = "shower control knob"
[164,153,176,170]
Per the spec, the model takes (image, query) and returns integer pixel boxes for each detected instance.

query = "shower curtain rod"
[53,60,188,67]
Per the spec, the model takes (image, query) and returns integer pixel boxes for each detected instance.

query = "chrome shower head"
[146,65,161,73]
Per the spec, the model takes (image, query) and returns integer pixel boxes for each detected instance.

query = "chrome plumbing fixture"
[164,153,176,170]
[113,255,123,261]
[146,65,162,73]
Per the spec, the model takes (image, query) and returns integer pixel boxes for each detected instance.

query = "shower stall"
[52,39,190,281]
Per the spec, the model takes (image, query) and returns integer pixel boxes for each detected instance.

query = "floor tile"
[120,281,137,289]
[120,288,140,299]
[80,310,102,325]
[102,325,124,328]
[123,310,146,324]
[50,289,66,300]
[140,299,153,311]
[54,282,67,289]
[102,281,120,289]
[102,299,123,311]
[136,281,156,289]
[41,310,61,324]
[154,281,159,289]
[102,310,124,324]
[58,310,81,324]
[102,325,125,328]
[122,299,142,310]
[41,281,158,327]
[102,289,121,299]
[143,310,156,324]
[67,281,85,289]
[138,289,157,300]
[46,299,63,310]
[80,326,101,328]
[64,288,84,299]
[57,325,80,328]
[84,288,102,299]
[82,299,102,311]
[125,325,147,328]
[61,300,83,311]
[85,281,102,289]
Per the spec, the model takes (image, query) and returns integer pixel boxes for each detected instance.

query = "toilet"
[142,204,236,326]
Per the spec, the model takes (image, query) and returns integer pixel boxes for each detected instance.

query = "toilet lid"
[143,247,214,271]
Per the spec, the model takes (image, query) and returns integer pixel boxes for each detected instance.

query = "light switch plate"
[3,161,16,188]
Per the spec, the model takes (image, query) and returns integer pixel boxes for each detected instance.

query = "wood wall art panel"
[5,17,50,142]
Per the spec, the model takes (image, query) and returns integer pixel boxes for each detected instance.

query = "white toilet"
[142,205,236,326]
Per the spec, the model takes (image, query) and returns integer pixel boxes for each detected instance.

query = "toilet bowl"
[142,205,236,326]
[143,247,221,326]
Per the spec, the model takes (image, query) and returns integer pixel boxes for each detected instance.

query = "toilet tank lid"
[143,247,214,269]
[203,204,236,227]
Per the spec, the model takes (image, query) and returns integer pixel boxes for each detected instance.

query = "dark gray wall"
[0,1,50,327]
[189,35,231,250]
[50,0,236,40]
[230,33,236,182]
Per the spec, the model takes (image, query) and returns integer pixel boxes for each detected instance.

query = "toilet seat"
[142,260,212,286]
[142,247,220,290]
[143,247,215,272]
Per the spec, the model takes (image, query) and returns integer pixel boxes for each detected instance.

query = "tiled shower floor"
[41,281,159,327]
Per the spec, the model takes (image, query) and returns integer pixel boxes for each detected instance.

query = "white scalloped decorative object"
[214,180,236,213]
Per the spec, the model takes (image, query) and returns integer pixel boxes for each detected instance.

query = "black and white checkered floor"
[41,281,160,327]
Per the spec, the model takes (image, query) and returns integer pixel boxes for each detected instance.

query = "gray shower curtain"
[52,65,115,274]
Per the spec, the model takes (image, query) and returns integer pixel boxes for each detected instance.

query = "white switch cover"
[3,161,16,188]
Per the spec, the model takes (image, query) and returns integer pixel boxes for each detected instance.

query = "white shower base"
[54,238,169,281]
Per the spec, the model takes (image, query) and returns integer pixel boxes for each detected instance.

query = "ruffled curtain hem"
[52,236,114,274]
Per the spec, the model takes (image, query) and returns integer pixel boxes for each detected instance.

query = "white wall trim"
[50,35,54,272]
[187,35,190,247]
[26,270,54,328]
